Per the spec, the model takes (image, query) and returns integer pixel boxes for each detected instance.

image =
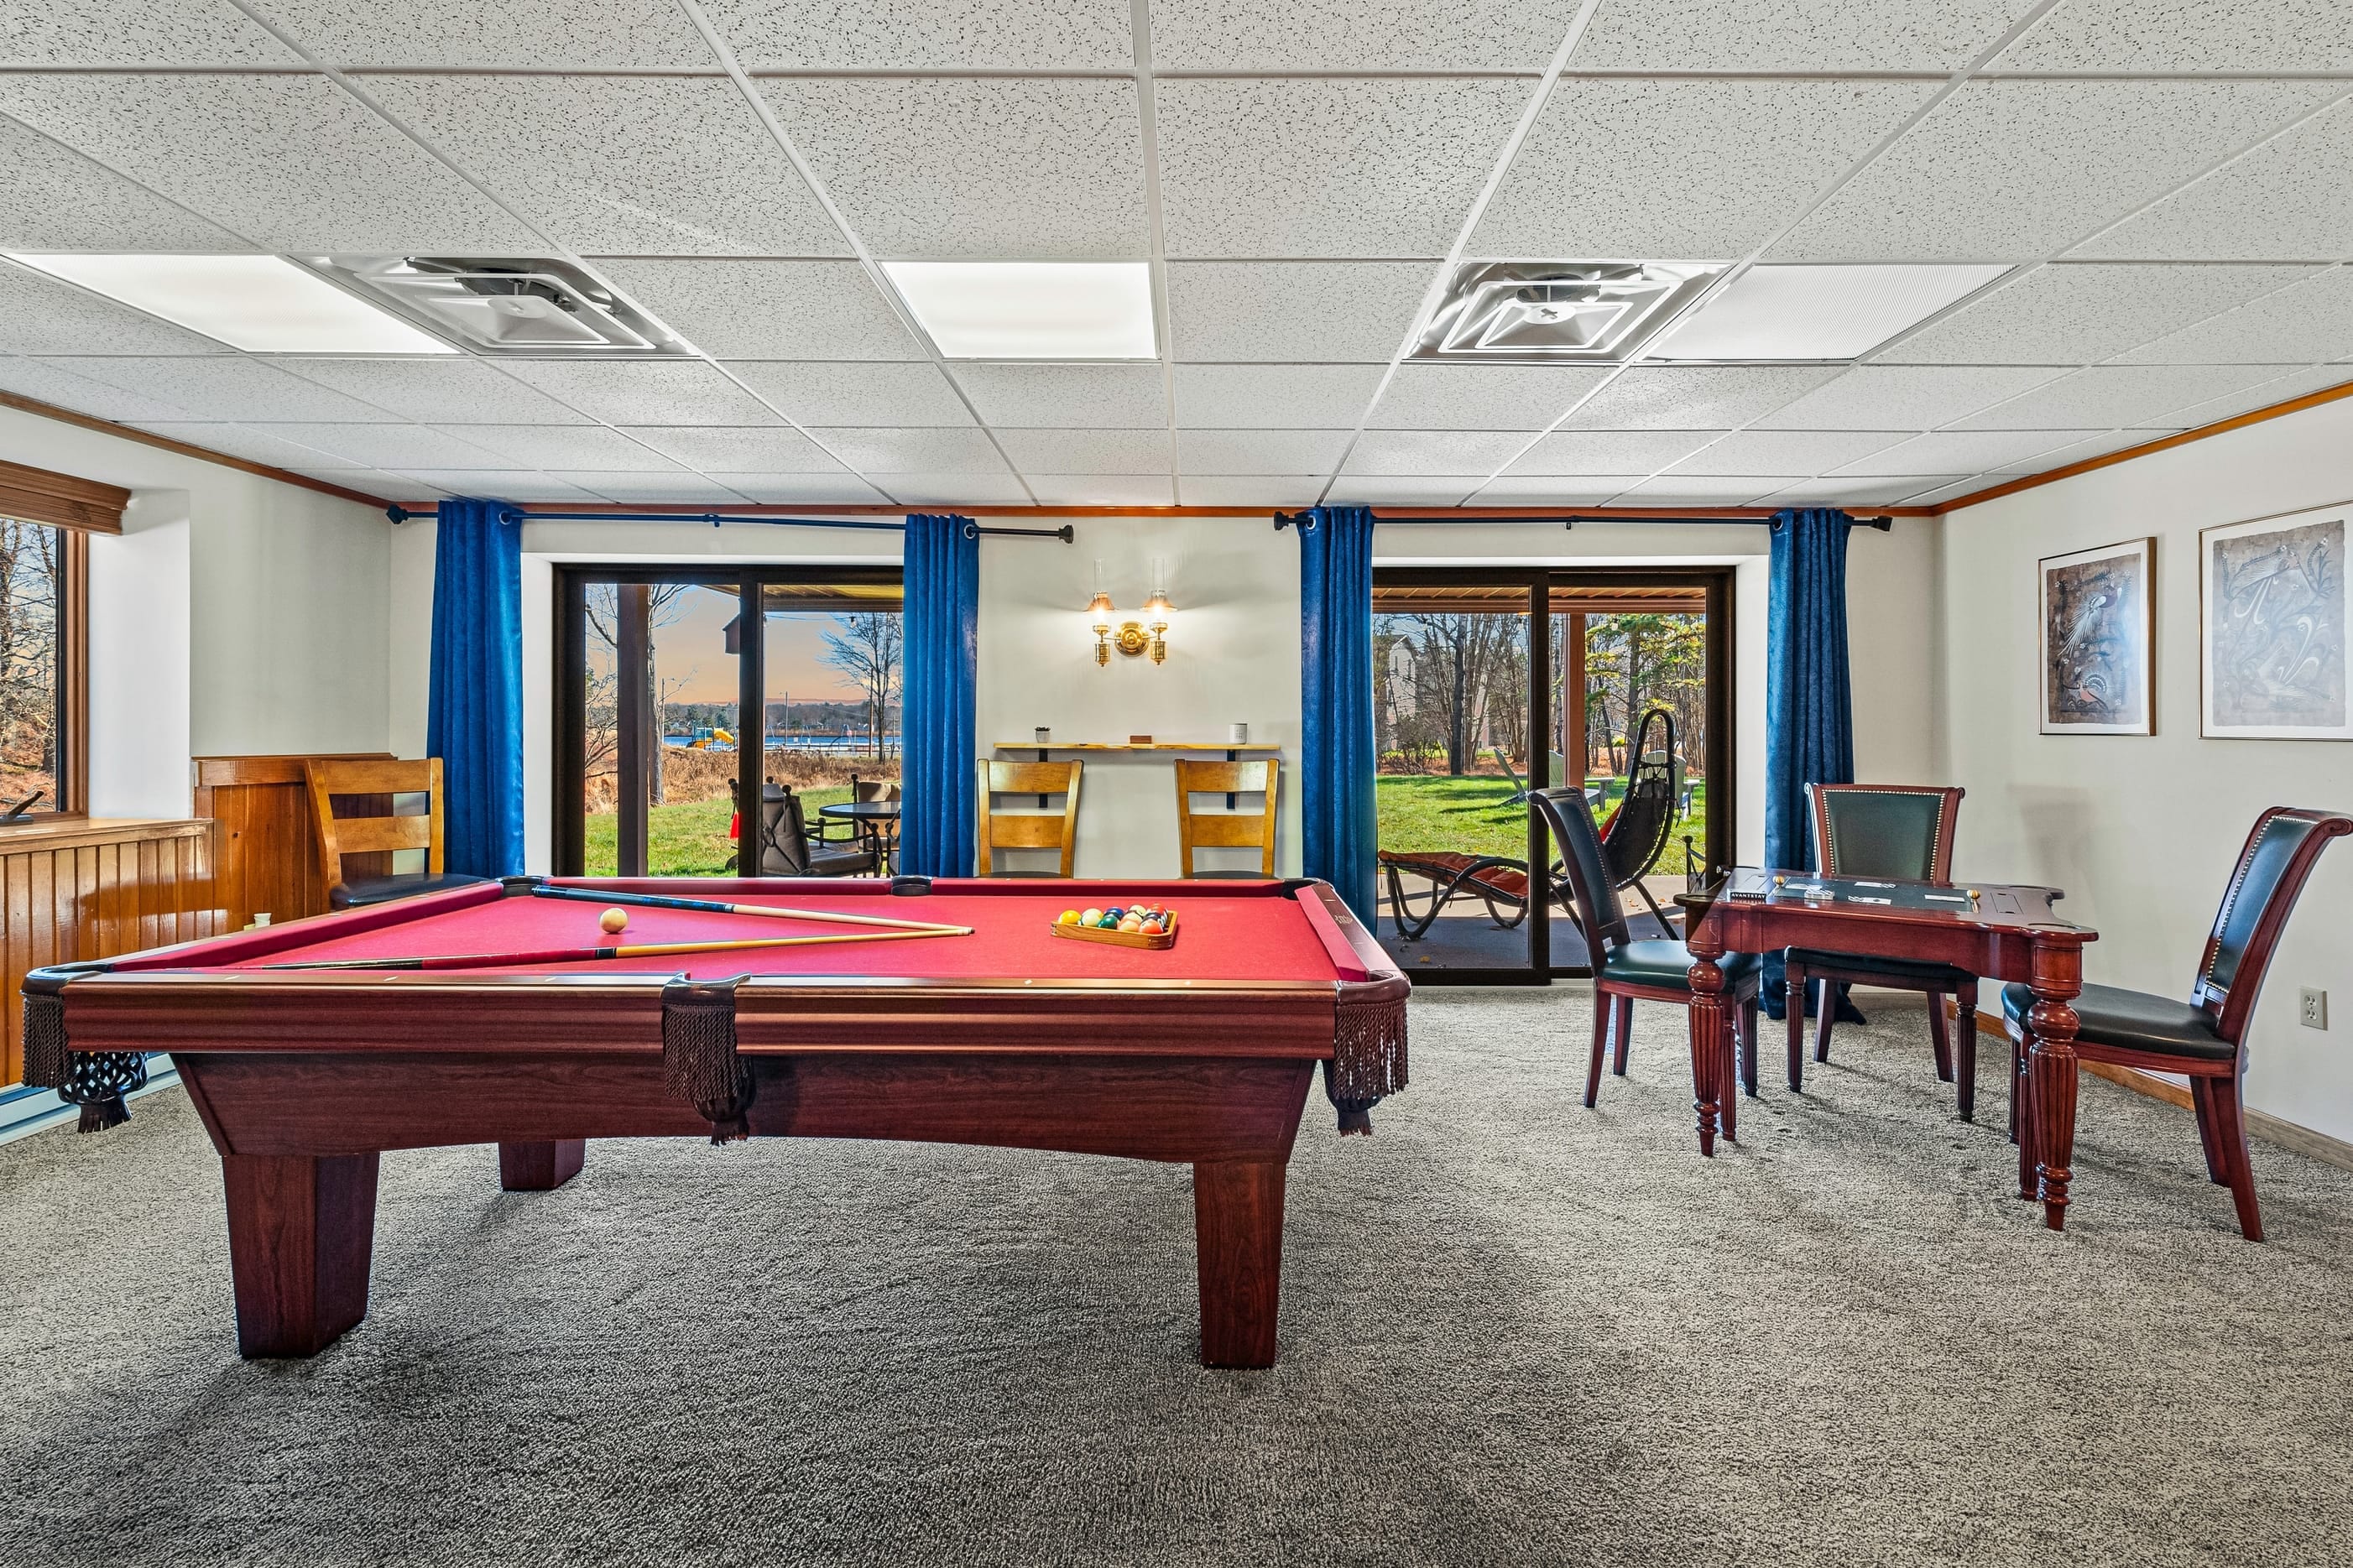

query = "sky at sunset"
[650,586,875,707]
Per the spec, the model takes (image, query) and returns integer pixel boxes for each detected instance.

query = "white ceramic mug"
[1229,722,1248,743]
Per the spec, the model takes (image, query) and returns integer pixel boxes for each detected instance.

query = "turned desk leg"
[1684,928,1730,1158]
[222,1153,379,1358]
[2024,940,2084,1232]
[1193,1159,1286,1368]
[498,1139,587,1191]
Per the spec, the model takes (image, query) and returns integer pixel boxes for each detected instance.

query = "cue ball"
[599,908,630,934]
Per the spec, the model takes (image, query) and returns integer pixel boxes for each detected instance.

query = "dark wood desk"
[1677,870,2097,1231]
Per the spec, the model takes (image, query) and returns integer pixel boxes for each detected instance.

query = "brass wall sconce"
[1087,560,1174,666]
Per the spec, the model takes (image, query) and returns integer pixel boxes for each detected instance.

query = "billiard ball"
[599,908,629,935]
[1080,907,1103,925]
[1057,909,1081,925]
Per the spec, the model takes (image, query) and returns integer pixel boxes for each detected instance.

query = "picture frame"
[2200,505,2350,741]
[2039,537,2154,736]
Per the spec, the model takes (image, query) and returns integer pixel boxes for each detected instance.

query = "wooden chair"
[1533,785,1760,1133]
[2004,806,2351,1240]
[1174,758,1279,878]
[978,759,1083,878]
[303,757,487,909]
[1782,784,1975,1114]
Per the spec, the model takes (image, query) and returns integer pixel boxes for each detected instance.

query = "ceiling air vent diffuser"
[1413,261,1725,362]
[299,256,691,356]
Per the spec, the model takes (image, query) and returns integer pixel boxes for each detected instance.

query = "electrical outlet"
[2301,988,2328,1030]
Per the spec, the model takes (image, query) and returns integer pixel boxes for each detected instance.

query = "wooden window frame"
[1,519,89,820]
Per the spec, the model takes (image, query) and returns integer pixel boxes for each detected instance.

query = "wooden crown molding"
[0,390,390,513]
[400,500,1938,521]
[0,452,131,534]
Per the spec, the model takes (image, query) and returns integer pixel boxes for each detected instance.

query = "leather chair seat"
[2000,981,2234,1063]
[804,847,875,878]
[1601,940,1759,991]
[1787,947,1974,990]
[331,871,490,909]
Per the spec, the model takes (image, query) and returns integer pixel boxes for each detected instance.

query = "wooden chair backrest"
[1173,758,1279,877]
[1808,784,1963,883]
[2191,806,2353,1044]
[304,757,443,902]
[978,759,1083,877]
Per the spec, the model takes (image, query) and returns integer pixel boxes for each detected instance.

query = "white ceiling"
[0,0,2347,512]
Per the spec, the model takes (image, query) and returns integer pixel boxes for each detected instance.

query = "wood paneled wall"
[3,818,218,1086]
[192,753,394,933]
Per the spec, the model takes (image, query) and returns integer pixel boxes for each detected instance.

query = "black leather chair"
[1782,784,1977,1115]
[1534,786,1760,1132]
[2003,805,2351,1240]
[753,783,874,877]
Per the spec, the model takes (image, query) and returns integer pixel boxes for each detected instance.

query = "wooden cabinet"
[3,817,219,1085]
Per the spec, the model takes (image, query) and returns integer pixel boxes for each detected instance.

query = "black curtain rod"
[383,504,1073,542]
[1271,510,1892,533]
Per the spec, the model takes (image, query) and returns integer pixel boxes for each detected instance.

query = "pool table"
[22,875,1407,1368]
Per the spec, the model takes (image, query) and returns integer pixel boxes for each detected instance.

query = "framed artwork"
[2201,506,2350,740]
[2040,537,2154,735]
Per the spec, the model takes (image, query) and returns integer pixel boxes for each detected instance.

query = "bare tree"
[819,613,902,759]
[582,581,699,805]
[0,520,61,800]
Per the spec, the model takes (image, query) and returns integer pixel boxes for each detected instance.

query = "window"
[0,516,83,817]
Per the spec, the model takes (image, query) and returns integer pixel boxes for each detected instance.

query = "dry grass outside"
[582,746,897,813]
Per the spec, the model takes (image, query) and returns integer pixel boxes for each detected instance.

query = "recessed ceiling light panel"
[301,257,691,357]
[1413,261,1727,362]
[6,252,458,354]
[883,261,1157,359]
[1646,263,2012,361]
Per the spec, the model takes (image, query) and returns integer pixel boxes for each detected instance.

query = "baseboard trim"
[1967,1007,2353,1176]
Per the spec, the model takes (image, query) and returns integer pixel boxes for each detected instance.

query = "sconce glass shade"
[1086,589,1116,627]
[1140,590,1173,623]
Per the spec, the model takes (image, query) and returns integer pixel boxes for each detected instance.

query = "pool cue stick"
[530,884,963,934]
[260,927,969,972]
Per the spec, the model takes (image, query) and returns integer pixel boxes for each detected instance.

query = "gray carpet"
[6,992,2353,1568]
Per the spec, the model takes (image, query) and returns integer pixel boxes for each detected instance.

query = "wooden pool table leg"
[498,1139,587,1192]
[222,1152,379,1358]
[1193,1159,1286,1368]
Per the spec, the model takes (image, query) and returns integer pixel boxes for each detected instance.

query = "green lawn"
[1376,774,1706,866]
[585,786,852,876]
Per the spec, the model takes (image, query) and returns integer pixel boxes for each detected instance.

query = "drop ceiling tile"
[723,361,973,425]
[0,118,251,251]
[1025,475,1176,506]
[1991,429,2163,471]
[241,423,513,471]
[128,422,367,469]
[759,77,1146,260]
[1880,263,2316,365]
[554,473,752,504]
[1341,430,1531,476]
[250,0,712,67]
[0,355,199,421]
[1366,364,1613,431]
[1326,477,1485,505]
[276,359,595,425]
[1608,476,1788,505]
[1773,81,2341,263]
[1755,365,2069,430]
[0,263,229,355]
[1157,78,1529,259]
[0,73,539,253]
[1573,0,2039,70]
[1167,263,1432,363]
[1563,365,1842,431]
[282,467,404,496]
[617,426,847,474]
[0,1,297,65]
[1175,475,1323,506]
[49,356,394,421]
[722,472,890,505]
[1475,77,1933,260]
[994,428,1171,475]
[1950,364,2286,430]
[1995,0,2353,71]
[2124,364,2353,430]
[812,427,1011,474]
[1831,429,2111,476]
[2084,100,2353,262]
[592,260,925,361]
[395,470,601,502]
[1472,476,1647,503]
[497,361,786,426]
[874,472,1031,505]
[2117,269,2353,364]
[1755,476,1967,507]
[368,76,842,258]
[1176,429,1352,474]
[1170,364,1384,428]
[1501,430,1726,477]
[431,425,683,471]
[706,0,1131,68]
[1667,430,1911,477]
[951,364,1166,429]
[1151,0,1583,69]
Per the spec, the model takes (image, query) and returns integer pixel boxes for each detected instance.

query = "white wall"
[0,405,389,817]
[1938,396,2353,1143]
